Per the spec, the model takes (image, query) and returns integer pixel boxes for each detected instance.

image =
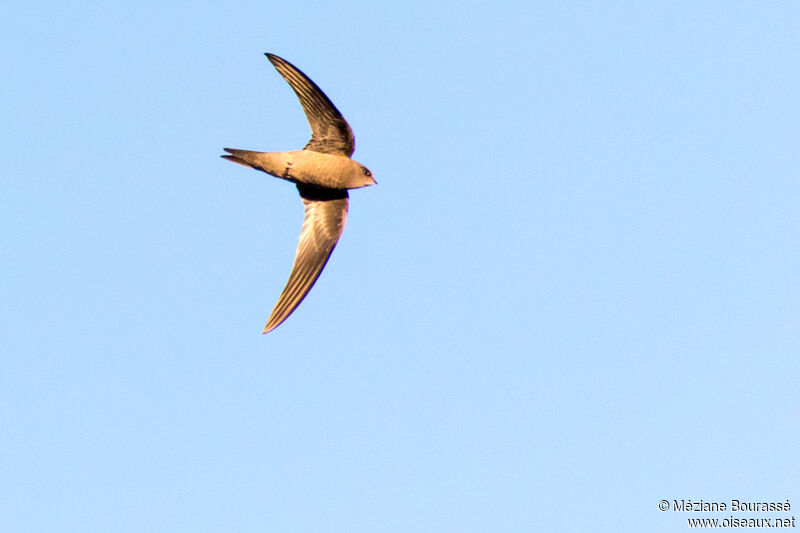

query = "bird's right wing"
[265,53,355,157]
[263,186,349,333]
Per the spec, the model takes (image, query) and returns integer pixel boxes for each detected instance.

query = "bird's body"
[222,148,374,190]
[222,53,375,334]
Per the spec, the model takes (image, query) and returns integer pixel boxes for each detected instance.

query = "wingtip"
[263,314,280,334]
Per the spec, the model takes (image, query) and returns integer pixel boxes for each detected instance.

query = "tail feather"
[221,148,264,170]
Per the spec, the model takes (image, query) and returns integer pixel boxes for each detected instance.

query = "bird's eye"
[362,168,372,176]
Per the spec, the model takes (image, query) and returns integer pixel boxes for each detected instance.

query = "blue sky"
[2,1,798,531]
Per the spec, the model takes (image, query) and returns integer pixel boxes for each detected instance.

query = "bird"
[222,53,375,334]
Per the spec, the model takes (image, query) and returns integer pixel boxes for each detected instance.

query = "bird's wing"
[266,53,355,157]
[263,186,349,333]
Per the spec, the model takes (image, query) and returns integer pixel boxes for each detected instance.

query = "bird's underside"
[221,148,372,190]
[221,53,375,334]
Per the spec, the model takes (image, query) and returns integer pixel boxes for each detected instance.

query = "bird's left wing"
[263,186,349,333]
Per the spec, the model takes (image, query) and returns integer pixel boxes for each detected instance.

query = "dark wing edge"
[262,189,349,333]
[265,53,355,156]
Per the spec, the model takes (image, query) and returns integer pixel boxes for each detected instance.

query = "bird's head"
[353,164,377,188]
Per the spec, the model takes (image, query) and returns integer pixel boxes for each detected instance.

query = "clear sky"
[2,1,798,532]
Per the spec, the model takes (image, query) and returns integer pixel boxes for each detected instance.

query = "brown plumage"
[221,53,375,334]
